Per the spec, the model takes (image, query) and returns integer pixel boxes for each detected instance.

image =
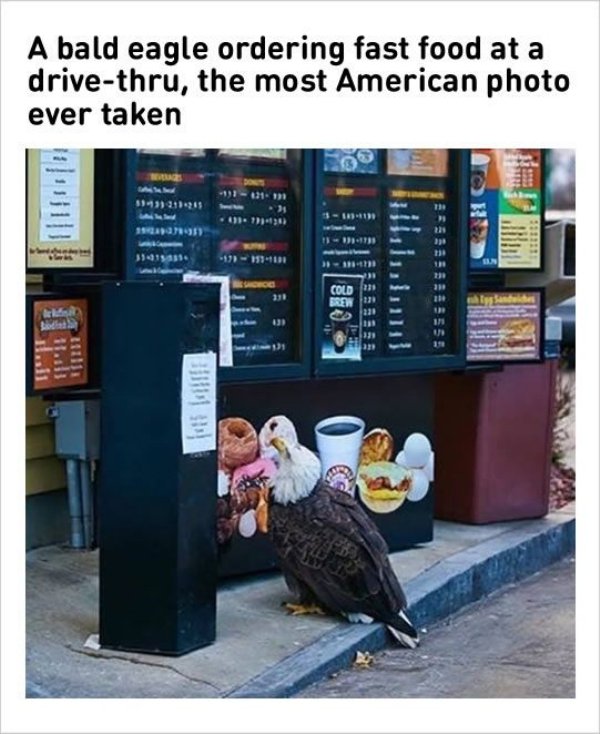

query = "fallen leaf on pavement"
[353,651,374,669]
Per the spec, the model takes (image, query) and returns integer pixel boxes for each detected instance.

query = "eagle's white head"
[270,436,321,506]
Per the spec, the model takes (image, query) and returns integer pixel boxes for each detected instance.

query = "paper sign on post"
[181,351,217,454]
[183,273,233,366]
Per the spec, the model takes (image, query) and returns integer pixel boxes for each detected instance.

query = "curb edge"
[226,512,575,698]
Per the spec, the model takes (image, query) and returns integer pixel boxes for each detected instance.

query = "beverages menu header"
[469,149,543,271]
[132,149,301,367]
[320,149,458,363]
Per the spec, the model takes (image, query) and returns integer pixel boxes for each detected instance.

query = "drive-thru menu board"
[467,289,543,363]
[322,182,382,356]
[135,162,211,275]
[318,149,465,372]
[469,149,543,271]
[31,298,89,390]
[27,149,95,269]
[130,150,302,368]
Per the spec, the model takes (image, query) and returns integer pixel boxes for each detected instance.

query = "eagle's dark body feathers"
[269,480,410,630]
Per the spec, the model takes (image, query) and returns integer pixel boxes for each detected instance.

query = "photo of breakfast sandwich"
[357,461,412,514]
[498,318,537,353]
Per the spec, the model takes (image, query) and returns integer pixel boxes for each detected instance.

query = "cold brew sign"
[321,275,363,360]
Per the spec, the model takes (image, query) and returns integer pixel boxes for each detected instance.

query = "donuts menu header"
[319,149,459,364]
[131,150,302,367]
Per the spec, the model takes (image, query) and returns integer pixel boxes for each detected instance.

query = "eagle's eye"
[270,421,278,431]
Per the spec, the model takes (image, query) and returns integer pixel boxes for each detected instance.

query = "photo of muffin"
[359,428,394,466]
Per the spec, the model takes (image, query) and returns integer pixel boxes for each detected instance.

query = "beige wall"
[26,398,65,495]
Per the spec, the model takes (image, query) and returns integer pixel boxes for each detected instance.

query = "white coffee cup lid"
[315,415,365,438]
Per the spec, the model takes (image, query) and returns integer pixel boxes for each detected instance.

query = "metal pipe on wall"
[79,460,94,549]
[65,458,84,549]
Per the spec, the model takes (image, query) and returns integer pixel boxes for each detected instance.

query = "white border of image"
[1,1,598,733]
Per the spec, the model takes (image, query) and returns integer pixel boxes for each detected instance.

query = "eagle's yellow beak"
[270,436,288,454]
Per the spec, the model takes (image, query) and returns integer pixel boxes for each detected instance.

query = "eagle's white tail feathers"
[387,609,420,649]
[387,625,419,648]
[345,612,374,625]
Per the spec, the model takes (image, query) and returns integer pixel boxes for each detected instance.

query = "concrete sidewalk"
[26,503,575,698]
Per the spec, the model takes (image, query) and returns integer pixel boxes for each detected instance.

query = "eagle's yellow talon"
[284,602,327,616]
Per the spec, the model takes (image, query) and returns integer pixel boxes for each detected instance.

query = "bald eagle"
[269,434,419,648]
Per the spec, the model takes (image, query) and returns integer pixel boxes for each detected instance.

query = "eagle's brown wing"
[269,482,407,622]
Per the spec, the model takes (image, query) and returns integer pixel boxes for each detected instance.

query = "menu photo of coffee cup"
[315,415,366,496]
[471,152,491,197]
[330,309,352,353]
[470,216,489,260]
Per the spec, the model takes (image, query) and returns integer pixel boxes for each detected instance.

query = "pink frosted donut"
[232,457,277,493]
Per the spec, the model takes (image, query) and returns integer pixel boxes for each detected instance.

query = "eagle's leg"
[281,572,328,616]
[284,602,327,616]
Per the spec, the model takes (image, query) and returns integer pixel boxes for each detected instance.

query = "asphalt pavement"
[298,556,575,698]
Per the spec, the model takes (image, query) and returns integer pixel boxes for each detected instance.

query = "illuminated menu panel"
[134,169,211,275]
[27,149,95,269]
[217,173,296,363]
[319,149,458,365]
[386,185,450,355]
[32,298,89,390]
[467,290,543,363]
[469,149,543,271]
[322,185,383,357]
[132,150,302,367]
[230,278,293,362]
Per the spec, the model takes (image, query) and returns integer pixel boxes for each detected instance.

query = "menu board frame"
[26,292,91,396]
[314,149,470,377]
[123,149,314,383]
[466,286,545,365]
[468,149,546,274]
[26,149,95,270]
[26,150,123,275]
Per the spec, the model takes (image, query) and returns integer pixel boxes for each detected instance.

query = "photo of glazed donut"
[218,417,258,472]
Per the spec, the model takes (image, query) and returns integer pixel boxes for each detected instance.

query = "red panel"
[435,362,557,523]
